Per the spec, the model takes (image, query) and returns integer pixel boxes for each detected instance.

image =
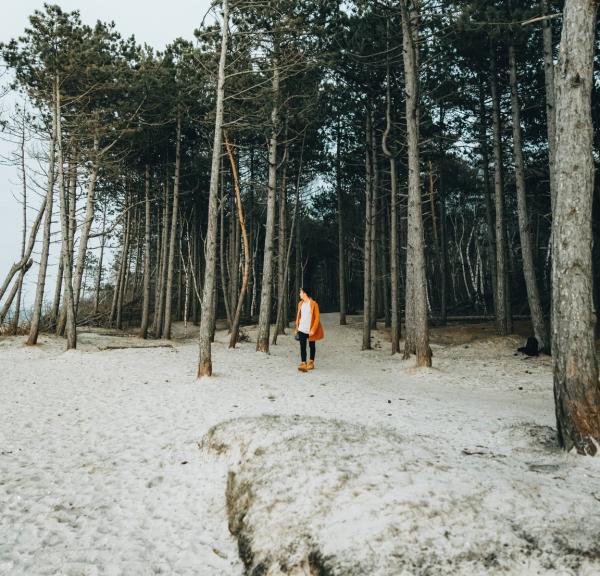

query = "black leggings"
[298,331,316,363]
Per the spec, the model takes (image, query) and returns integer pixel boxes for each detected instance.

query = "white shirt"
[299,301,312,334]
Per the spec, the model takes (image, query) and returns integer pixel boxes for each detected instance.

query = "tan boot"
[307,360,315,371]
[298,362,308,372]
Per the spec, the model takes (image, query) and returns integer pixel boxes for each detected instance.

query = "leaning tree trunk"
[256,59,280,354]
[508,42,548,351]
[198,0,229,377]
[140,166,152,338]
[490,45,512,336]
[402,0,431,367]
[26,90,57,344]
[163,114,182,340]
[552,0,600,455]
[225,135,251,348]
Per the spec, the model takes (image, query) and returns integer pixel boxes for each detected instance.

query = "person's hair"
[300,286,311,298]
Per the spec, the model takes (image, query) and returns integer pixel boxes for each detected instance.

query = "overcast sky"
[0,1,213,311]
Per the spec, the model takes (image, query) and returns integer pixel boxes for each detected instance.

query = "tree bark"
[542,0,557,215]
[73,148,99,314]
[198,0,228,377]
[401,0,431,367]
[552,0,600,455]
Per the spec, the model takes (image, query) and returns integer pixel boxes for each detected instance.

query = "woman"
[295,287,324,372]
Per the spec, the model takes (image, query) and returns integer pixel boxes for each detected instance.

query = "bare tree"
[198,0,229,377]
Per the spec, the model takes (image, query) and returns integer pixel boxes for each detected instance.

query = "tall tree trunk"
[490,45,512,336]
[437,105,449,326]
[402,0,431,367]
[336,120,347,326]
[479,80,498,314]
[362,113,373,351]
[26,95,57,344]
[273,138,288,341]
[11,115,28,333]
[508,42,548,350]
[140,166,152,338]
[256,59,280,354]
[198,0,229,377]
[370,115,378,329]
[155,179,170,335]
[55,79,76,349]
[163,114,182,340]
[552,0,600,455]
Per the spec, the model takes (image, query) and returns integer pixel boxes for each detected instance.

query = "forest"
[2,1,600,573]
[1,1,600,453]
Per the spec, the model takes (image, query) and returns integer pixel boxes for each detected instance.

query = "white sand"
[1,314,599,575]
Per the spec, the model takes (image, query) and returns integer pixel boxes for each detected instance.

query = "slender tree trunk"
[402,0,431,367]
[140,166,152,338]
[73,151,99,314]
[56,154,78,336]
[220,167,233,330]
[55,79,76,349]
[370,115,378,329]
[198,0,229,377]
[225,135,251,348]
[115,200,131,331]
[508,42,548,350]
[336,120,347,325]
[27,95,57,345]
[490,45,512,336]
[552,0,600,455]
[479,80,498,313]
[11,116,28,333]
[256,59,280,353]
[163,115,182,340]
[155,179,170,335]
[273,139,288,341]
[362,113,373,351]
[94,202,107,315]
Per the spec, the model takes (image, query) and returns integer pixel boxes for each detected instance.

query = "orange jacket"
[295,298,324,342]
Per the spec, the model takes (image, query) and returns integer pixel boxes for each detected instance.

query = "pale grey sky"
[0,0,213,312]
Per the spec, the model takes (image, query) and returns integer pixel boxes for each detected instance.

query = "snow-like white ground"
[1,314,600,575]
